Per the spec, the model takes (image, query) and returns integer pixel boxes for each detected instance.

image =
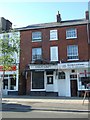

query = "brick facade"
[19,11,90,96]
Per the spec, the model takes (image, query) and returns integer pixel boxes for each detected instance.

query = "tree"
[0,29,20,92]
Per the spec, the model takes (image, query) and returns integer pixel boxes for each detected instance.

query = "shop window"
[32,71,44,89]
[58,72,65,79]
[79,77,90,89]
[47,76,53,84]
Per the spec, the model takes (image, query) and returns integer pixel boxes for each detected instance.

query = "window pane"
[32,48,42,60]
[50,46,58,61]
[66,28,77,39]
[32,72,44,89]
[50,30,58,40]
[67,45,78,60]
[32,32,42,41]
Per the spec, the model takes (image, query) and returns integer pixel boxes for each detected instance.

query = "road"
[2,103,89,118]
[2,110,88,118]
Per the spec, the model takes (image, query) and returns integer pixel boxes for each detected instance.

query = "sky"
[0,1,89,28]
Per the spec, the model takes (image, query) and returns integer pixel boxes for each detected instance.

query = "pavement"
[2,95,90,112]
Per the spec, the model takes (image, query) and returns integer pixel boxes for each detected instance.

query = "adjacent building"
[18,11,90,97]
[0,17,12,33]
[0,18,20,95]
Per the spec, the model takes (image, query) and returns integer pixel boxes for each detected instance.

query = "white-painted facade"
[30,61,90,97]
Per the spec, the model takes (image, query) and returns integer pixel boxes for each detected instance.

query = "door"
[70,80,77,97]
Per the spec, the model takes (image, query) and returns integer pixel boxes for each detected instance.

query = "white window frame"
[50,30,58,41]
[32,32,42,42]
[66,28,77,39]
[67,45,79,61]
[50,46,58,61]
[32,48,42,61]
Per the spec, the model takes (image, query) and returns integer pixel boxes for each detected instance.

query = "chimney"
[85,11,89,20]
[56,11,61,22]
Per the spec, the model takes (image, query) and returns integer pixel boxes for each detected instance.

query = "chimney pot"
[85,11,89,20]
[56,11,61,22]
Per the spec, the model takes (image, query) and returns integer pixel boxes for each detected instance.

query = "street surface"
[2,96,90,119]
[2,102,89,118]
[2,110,88,118]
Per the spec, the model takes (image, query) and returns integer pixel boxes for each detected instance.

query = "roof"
[18,19,90,31]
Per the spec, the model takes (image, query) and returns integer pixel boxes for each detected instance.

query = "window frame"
[66,28,77,39]
[50,46,58,61]
[58,72,66,79]
[32,31,42,42]
[32,48,42,61]
[50,30,58,41]
[67,45,79,61]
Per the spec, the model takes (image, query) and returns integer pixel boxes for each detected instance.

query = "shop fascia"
[29,62,89,71]
[29,64,58,71]
[58,62,89,70]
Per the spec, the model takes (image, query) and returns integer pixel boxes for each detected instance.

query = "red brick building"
[18,11,90,97]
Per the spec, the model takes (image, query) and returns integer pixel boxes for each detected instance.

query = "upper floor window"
[50,46,58,61]
[32,32,42,42]
[67,45,79,60]
[66,28,77,39]
[50,30,58,40]
[32,48,42,61]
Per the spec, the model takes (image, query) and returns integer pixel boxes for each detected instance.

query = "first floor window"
[67,45,78,60]
[50,46,58,61]
[32,48,42,61]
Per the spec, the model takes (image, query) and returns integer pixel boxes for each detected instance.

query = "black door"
[70,80,77,97]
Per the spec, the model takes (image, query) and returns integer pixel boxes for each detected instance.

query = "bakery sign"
[58,62,89,69]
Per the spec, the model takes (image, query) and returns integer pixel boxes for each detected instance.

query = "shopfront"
[0,65,19,95]
[58,62,89,97]
[29,62,89,97]
[29,64,58,96]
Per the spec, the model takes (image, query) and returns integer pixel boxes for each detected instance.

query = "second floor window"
[67,45,79,60]
[32,48,42,61]
[66,28,77,39]
[32,32,42,42]
[50,30,58,40]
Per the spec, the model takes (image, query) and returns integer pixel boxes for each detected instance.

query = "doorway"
[70,80,77,97]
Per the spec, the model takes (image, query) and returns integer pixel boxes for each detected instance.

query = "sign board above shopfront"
[58,62,89,69]
[29,64,58,70]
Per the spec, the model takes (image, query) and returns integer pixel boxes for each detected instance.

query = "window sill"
[50,39,58,41]
[31,89,45,91]
[32,40,42,42]
[66,37,77,39]
[67,59,79,61]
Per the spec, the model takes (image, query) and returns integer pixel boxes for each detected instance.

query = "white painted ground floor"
[29,61,90,97]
